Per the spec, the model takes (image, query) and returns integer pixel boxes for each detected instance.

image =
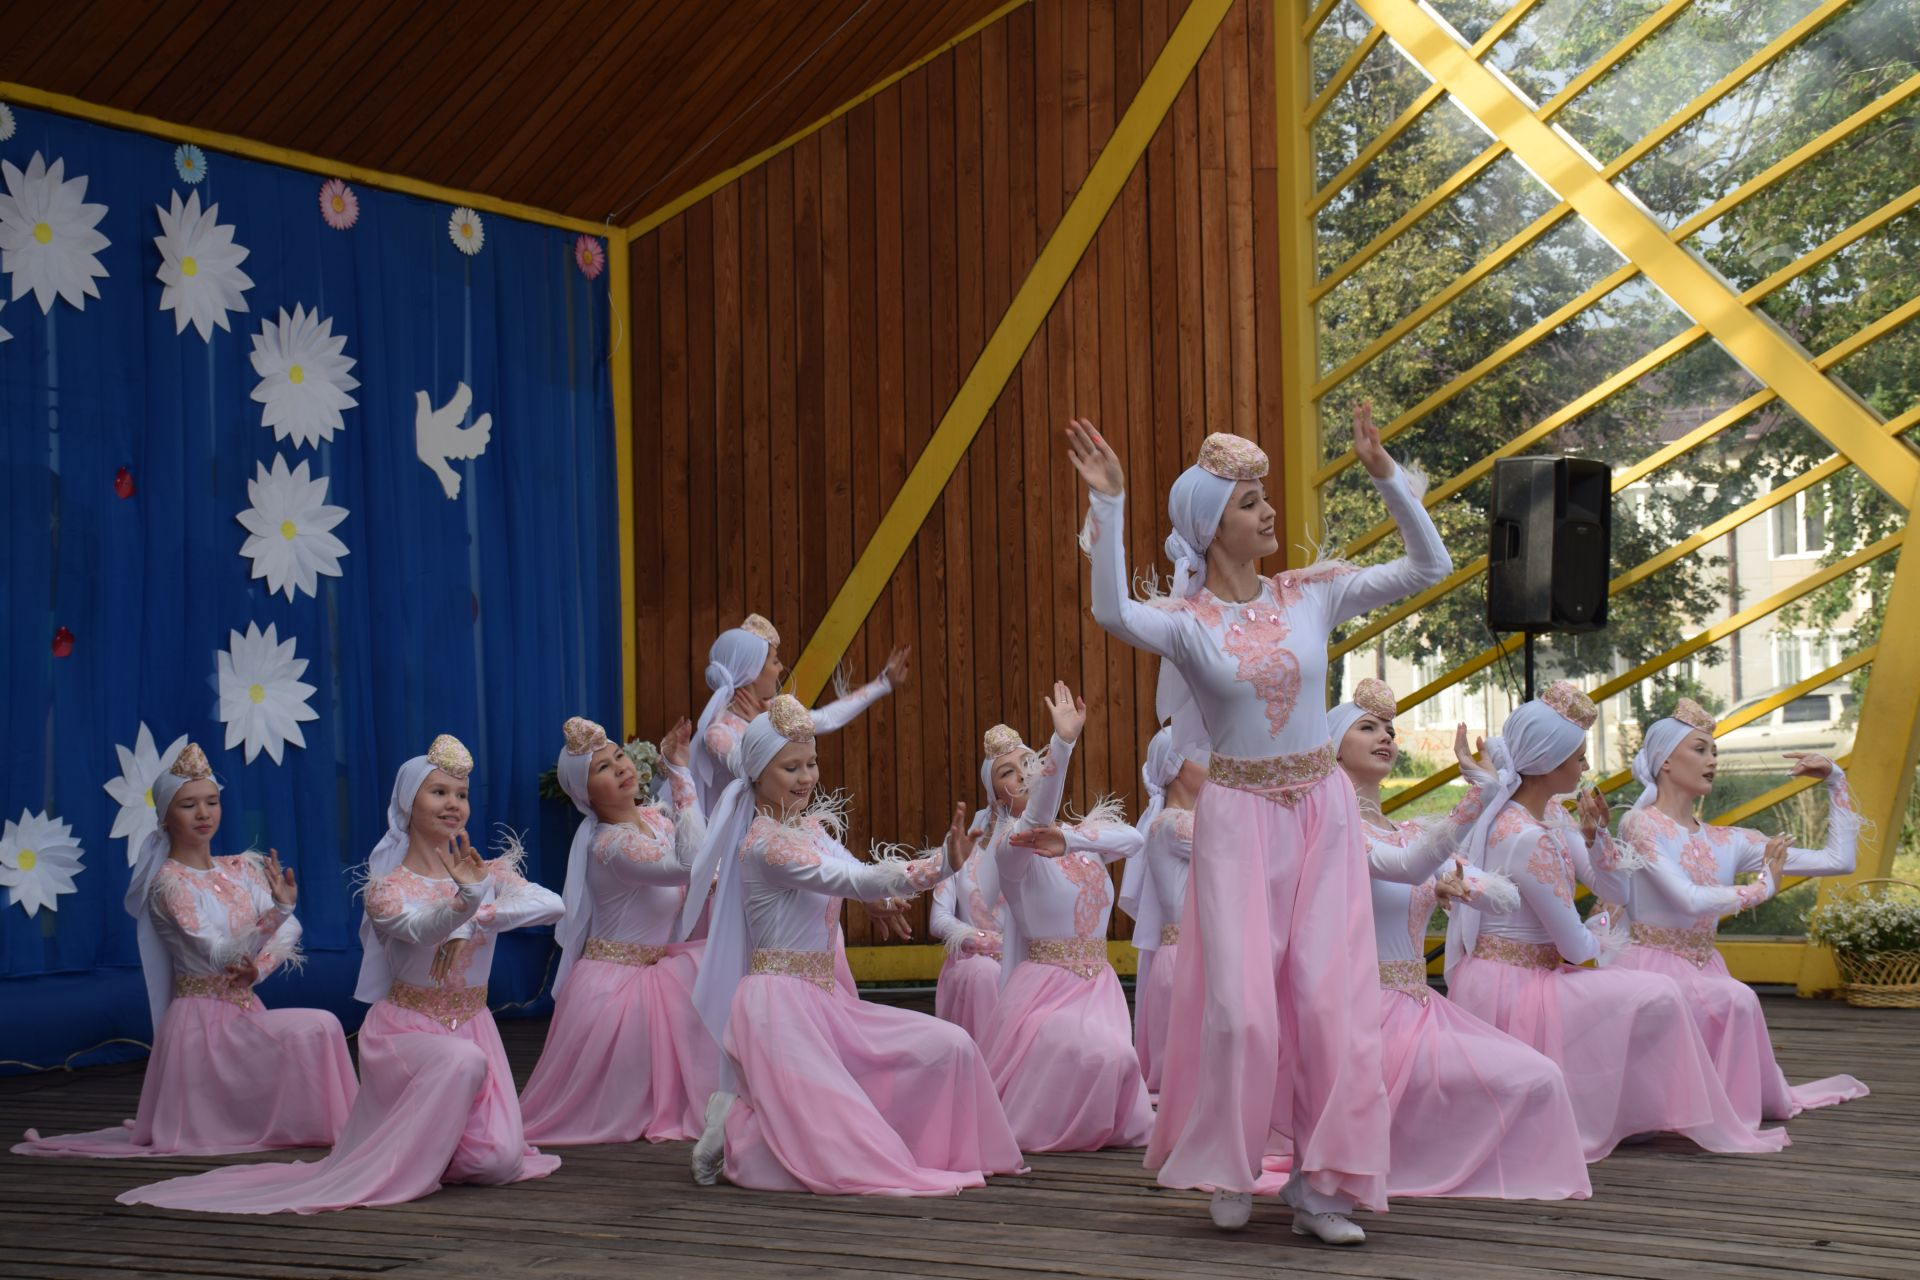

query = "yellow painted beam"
[785,0,1239,702]
[0,81,607,236]
[1305,27,1385,126]
[846,938,1142,982]
[1721,942,1820,985]
[1278,0,1328,569]
[1356,0,1919,504]
[607,233,638,739]
[628,0,1032,238]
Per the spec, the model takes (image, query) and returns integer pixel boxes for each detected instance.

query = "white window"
[1770,631,1848,727]
[1769,490,1828,560]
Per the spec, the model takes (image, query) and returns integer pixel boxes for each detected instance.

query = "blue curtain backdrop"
[0,107,620,1070]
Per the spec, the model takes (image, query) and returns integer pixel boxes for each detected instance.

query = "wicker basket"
[1825,879,1920,1009]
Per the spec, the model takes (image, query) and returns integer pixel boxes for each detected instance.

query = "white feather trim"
[1466,869,1519,915]
[791,789,850,844]
[831,662,853,701]
[1065,794,1127,830]
[1077,508,1096,560]
[264,937,307,975]
[487,825,530,879]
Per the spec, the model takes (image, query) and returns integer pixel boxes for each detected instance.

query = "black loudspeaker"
[1487,457,1611,633]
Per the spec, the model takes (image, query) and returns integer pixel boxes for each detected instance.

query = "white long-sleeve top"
[1085,465,1449,760]
[931,853,1003,954]
[1617,769,1855,931]
[739,814,955,954]
[580,764,705,947]
[1362,794,1507,964]
[1142,807,1194,938]
[699,677,894,798]
[1469,803,1633,965]
[362,859,565,994]
[989,734,1146,946]
[150,854,302,981]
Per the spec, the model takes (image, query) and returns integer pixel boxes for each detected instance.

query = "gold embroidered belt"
[1159,924,1181,947]
[1208,744,1336,807]
[750,948,836,991]
[583,937,668,968]
[173,973,255,1009]
[386,979,489,1031]
[1471,936,1563,971]
[1630,922,1717,969]
[1378,959,1431,1005]
[1027,936,1108,980]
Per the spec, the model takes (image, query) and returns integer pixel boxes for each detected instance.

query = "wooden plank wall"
[629,0,1286,943]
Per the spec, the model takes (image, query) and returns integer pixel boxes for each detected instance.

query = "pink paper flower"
[574,234,606,280]
[319,179,359,230]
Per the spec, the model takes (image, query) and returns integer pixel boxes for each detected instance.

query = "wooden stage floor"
[1,994,1914,1279]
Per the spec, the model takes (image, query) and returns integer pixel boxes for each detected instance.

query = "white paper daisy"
[154,190,253,341]
[217,622,319,765]
[0,104,15,142]
[237,454,350,600]
[448,207,484,256]
[249,304,359,447]
[0,152,110,314]
[0,810,84,917]
[104,723,189,864]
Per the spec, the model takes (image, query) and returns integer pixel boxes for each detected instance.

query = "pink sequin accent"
[1525,834,1574,905]
[1181,593,1224,629]
[156,868,203,932]
[754,817,823,869]
[1221,607,1303,735]
[597,822,669,866]
[668,769,696,811]
[901,855,945,892]
[1057,851,1113,939]
[1273,562,1360,608]
[1680,836,1719,887]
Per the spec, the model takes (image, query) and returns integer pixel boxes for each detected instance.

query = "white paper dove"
[414,381,493,499]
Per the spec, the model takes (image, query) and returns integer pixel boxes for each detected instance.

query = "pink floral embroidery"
[1181,593,1224,629]
[1408,879,1438,950]
[1679,836,1719,887]
[597,822,668,865]
[1449,786,1487,829]
[156,870,202,932]
[668,769,696,812]
[1039,751,1060,778]
[1221,608,1303,735]
[1526,834,1574,905]
[487,860,528,891]
[705,714,745,762]
[901,856,945,891]
[1057,851,1113,939]
[1272,562,1360,608]
[1491,804,1535,843]
[1155,808,1195,845]
[472,903,498,929]
[1829,775,1854,812]
[198,858,258,934]
[755,818,822,869]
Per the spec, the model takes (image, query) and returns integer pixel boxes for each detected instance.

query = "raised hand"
[438,830,487,886]
[1763,831,1790,883]
[1007,825,1070,859]
[1433,860,1472,903]
[943,801,974,872]
[661,717,694,768]
[224,954,261,987]
[1353,400,1393,479]
[1044,680,1087,745]
[1064,418,1125,496]
[882,645,912,687]
[263,848,298,908]
[865,899,914,942]
[1784,752,1834,781]
[1576,786,1611,844]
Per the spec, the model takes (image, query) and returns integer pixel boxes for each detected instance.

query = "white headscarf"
[1445,688,1591,975]
[353,755,441,1003]
[693,627,774,811]
[1327,700,1373,759]
[1630,718,1705,813]
[1121,727,1184,1002]
[1157,467,1237,724]
[552,717,616,995]
[125,738,203,1029]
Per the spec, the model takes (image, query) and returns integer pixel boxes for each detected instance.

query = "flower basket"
[1808,879,1920,1009]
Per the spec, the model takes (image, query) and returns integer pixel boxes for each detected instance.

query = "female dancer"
[1612,699,1867,1120]
[929,809,1003,1041]
[1326,681,1590,1200]
[518,715,715,1145]
[1443,685,1788,1160]
[1069,411,1450,1242]
[1118,722,1203,1096]
[979,685,1152,1152]
[121,735,567,1213]
[16,742,355,1158]
[682,695,1023,1195]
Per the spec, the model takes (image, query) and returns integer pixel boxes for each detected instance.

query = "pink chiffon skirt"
[980,961,1153,1152]
[118,1000,559,1214]
[1612,943,1867,1122]
[520,943,716,1145]
[1147,773,1391,1211]
[1133,942,1178,1096]
[14,993,355,1159]
[721,973,1024,1196]
[1448,955,1789,1160]
[934,950,1002,1042]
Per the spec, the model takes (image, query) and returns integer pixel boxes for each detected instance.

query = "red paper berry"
[52,626,75,658]
[114,466,136,499]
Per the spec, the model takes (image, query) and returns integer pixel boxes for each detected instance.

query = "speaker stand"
[1523,632,1537,702]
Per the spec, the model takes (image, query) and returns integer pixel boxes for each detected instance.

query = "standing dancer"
[121,735,567,1213]
[682,696,1022,1195]
[929,809,1003,1041]
[1118,722,1203,1097]
[980,684,1152,1152]
[16,743,355,1159]
[1443,686,1789,1159]
[1068,411,1450,1243]
[1611,699,1867,1120]
[518,715,715,1145]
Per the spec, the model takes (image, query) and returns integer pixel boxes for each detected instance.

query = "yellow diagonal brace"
[1357,0,1919,503]
[1306,27,1385,125]
[785,0,1237,703]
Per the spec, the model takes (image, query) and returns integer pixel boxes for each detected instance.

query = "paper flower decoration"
[173,144,208,184]
[104,723,189,864]
[0,810,84,917]
[318,178,358,230]
[574,234,605,280]
[237,454,349,600]
[448,207,484,255]
[153,189,253,341]
[0,152,110,314]
[217,622,319,765]
[414,381,493,499]
[249,304,359,447]
[0,104,15,142]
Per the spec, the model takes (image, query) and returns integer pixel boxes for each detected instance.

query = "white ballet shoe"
[691,1090,735,1186]
[1209,1190,1253,1230]
[1290,1209,1365,1245]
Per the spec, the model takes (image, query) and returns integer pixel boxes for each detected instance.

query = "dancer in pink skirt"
[1444,685,1789,1160]
[1118,721,1204,1097]
[120,735,566,1213]
[978,684,1152,1152]
[682,695,1023,1195]
[1070,409,1450,1243]
[518,715,717,1145]
[16,742,355,1159]
[1610,698,1867,1121]
[929,809,1003,1041]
